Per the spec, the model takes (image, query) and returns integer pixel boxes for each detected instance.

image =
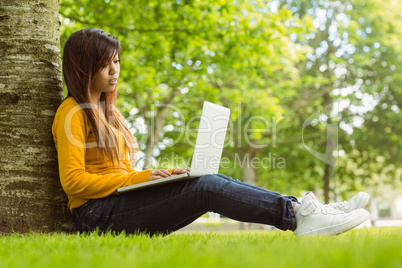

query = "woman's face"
[90,53,120,100]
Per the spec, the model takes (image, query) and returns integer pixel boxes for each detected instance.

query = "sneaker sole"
[297,209,370,237]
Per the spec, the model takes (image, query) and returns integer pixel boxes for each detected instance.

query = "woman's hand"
[150,167,191,181]
[150,169,172,181]
[172,167,190,174]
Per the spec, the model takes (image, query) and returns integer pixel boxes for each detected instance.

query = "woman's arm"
[121,153,177,175]
[53,103,152,200]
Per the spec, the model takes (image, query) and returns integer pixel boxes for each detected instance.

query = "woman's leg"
[214,174,300,204]
[73,174,297,235]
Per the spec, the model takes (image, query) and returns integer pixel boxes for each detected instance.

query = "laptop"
[117,101,231,193]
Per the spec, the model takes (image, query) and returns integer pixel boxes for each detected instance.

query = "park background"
[0,0,401,232]
[1,1,402,267]
[60,0,402,230]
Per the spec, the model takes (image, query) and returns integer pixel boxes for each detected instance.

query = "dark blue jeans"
[72,174,298,235]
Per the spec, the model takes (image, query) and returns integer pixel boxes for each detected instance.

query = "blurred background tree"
[271,0,402,202]
[58,0,401,202]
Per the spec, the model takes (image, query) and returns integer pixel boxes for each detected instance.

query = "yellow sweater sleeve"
[121,152,176,174]
[53,103,152,200]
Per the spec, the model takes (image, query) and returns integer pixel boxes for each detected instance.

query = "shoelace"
[316,202,344,214]
[328,201,349,211]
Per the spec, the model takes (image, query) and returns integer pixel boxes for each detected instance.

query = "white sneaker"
[327,192,370,213]
[295,192,370,236]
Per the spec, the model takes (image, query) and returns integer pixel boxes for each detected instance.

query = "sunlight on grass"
[0,227,401,267]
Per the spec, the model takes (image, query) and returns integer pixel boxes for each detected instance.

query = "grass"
[0,227,401,268]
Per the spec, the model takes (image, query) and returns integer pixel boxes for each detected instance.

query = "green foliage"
[58,0,401,198]
[264,0,402,196]
[59,0,309,170]
[0,228,401,267]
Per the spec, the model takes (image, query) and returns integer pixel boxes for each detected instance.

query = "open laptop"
[117,101,231,193]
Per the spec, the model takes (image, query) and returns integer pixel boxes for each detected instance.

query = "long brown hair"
[62,28,138,168]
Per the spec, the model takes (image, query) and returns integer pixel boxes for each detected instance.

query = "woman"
[52,28,370,236]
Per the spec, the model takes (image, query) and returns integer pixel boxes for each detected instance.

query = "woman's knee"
[199,173,227,182]
[215,173,232,180]
[195,174,234,190]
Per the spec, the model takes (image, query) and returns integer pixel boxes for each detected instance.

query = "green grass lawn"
[0,227,401,268]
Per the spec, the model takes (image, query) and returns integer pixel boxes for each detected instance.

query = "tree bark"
[323,163,331,204]
[0,0,74,233]
[240,152,258,185]
[142,102,173,170]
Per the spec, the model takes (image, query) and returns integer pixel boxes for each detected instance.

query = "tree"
[58,0,401,205]
[269,0,402,202]
[0,0,73,232]
[58,0,309,180]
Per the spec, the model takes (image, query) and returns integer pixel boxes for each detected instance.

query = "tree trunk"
[142,105,171,170]
[323,163,331,204]
[238,153,257,230]
[0,0,74,233]
[143,141,154,170]
[241,153,258,185]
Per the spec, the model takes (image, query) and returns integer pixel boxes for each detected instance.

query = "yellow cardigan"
[52,97,175,211]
